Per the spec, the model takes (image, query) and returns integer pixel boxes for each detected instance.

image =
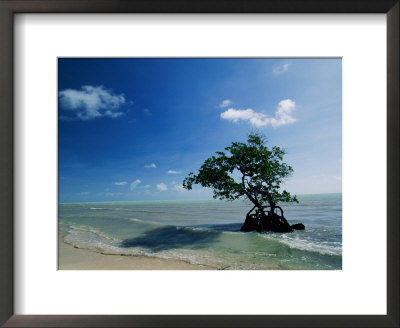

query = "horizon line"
[59,192,342,205]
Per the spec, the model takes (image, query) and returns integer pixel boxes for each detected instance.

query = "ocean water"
[58,193,342,270]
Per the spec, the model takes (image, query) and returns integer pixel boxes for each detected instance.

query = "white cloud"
[218,99,232,108]
[172,184,185,192]
[130,179,141,190]
[171,181,186,192]
[272,63,290,75]
[77,191,90,195]
[157,183,168,191]
[144,163,157,168]
[114,181,127,186]
[167,170,182,174]
[271,99,297,127]
[143,108,152,116]
[220,99,296,128]
[59,85,126,120]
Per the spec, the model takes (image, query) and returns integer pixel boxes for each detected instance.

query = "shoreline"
[58,234,214,270]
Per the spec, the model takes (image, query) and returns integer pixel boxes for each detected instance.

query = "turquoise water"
[58,193,342,270]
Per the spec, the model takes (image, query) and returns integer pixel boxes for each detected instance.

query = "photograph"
[58,58,342,270]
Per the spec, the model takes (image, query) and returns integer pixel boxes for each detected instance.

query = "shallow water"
[59,193,342,270]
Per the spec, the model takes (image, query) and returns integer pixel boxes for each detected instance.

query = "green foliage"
[183,133,298,208]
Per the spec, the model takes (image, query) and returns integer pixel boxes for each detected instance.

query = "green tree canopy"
[183,134,298,211]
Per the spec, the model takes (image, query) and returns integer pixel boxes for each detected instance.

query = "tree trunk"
[266,193,276,214]
[240,189,304,232]
[258,208,292,232]
[240,206,304,233]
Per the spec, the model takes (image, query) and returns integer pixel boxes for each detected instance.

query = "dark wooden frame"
[0,1,398,327]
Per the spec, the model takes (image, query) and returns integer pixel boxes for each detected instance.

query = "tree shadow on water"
[120,226,220,252]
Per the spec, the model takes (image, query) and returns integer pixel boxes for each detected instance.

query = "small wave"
[176,226,209,232]
[261,234,342,256]
[129,218,162,226]
[89,207,125,210]
[62,224,223,268]
[176,222,243,233]
[127,209,193,216]
[66,224,119,243]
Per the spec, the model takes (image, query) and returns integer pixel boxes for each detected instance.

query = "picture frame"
[0,0,398,327]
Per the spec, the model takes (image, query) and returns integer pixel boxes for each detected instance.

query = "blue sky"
[58,58,341,203]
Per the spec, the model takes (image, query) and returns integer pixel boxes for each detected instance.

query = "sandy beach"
[58,235,213,270]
